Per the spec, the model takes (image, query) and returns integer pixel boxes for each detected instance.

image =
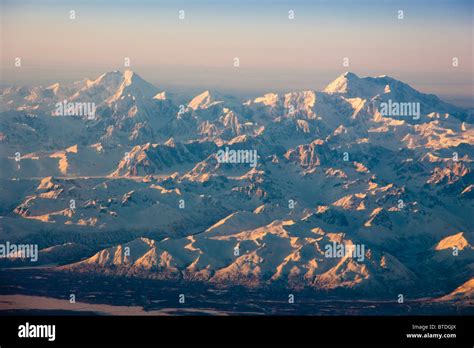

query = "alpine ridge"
[1,70,472,313]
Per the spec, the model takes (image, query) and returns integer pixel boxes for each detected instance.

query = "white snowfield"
[0,71,472,302]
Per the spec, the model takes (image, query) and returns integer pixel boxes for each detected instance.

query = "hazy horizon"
[1,0,473,103]
[2,68,472,108]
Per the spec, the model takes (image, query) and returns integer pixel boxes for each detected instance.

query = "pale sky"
[1,0,473,100]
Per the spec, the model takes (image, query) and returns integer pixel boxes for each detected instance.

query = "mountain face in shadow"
[0,71,472,311]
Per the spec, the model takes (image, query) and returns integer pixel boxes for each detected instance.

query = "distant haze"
[1,0,472,103]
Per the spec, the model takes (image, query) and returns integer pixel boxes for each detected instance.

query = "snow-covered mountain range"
[1,70,472,308]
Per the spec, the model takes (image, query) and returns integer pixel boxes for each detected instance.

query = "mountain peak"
[153,91,167,100]
[435,232,470,251]
[94,70,138,85]
[188,90,223,110]
[89,70,125,88]
[46,82,60,90]
[323,72,404,99]
[67,69,160,105]
[323,72,361,95]
[342,71,359,79]
[164,137,176,147]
